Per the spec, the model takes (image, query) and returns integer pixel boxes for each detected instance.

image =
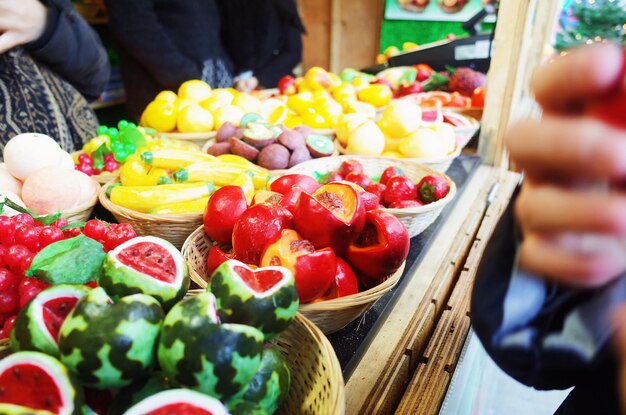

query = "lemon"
[154,90,178,103]
[398,127,453,158]
[286,92,313,115]
[178,80,212,102]
[143,100,177,132]
[260,98,287,122]
[211,88,236,105]
[343,100,377,119]
[213,105,245,128]
[302,107,330,129]
[403,42,419,51]
[177,104,214,133]
[336,113,369,146]
[284,114,303,129]
[346,120,385,155]
[378,100,422,138]
[331,83,357,103]
[304,66,333,91]
[232,93,261,114]
[357,84,393,108]
[312,97,343,126]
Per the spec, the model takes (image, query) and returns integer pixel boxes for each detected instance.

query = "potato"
[206,142,231,156]
[216,121,237,142]
[278,130,305,150]
[229,136,260,161]
[294,125,314,139]
[288,147,312,168]
[257,144,290,170]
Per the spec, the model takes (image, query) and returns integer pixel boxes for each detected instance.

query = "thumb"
[0,32,20,54]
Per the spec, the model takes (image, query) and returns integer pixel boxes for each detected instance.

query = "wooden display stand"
[333,1,563,414]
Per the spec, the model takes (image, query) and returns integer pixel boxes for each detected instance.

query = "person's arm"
[103,0,202,90]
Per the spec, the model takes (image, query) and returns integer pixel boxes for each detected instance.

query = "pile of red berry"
[0,215,136,339]
[322,160,451,209]
[75,153,120,176]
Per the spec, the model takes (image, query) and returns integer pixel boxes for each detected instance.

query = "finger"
[532,43,625,113]
[505,116,626,181]
[0,32,19,54]
[519,233,626,287]
[516,181,626,235]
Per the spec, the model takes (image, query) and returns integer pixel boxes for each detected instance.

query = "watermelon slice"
[0,351,83,415]
[100,236,189,310]
[10,284,91,356]
[210,259,298,339]
[125,389,229,415]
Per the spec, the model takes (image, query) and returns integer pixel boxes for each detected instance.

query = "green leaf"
[0,197,61,225]
[422,72,449,92]
[92,143,110,170]
[26,234,106,284]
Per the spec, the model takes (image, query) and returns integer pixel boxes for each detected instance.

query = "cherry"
[83,220,106,242]
[14,226,41,252]
[63,228,81,239]
[104,153,115,163]
[79,164,94,176]
[13,213,35,228]
[104,223,136,251]
[51,218,69,228]
[18,278,49,308]
[18,253,34,275]
[0,216,16,246]
[0,316,17,339]
[78,153,92,164]
[103,160,120,172]
[39,226,65,248]
[5,245,31,273]
[0,270,20,314]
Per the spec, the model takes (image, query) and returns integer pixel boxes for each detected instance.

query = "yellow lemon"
[357,84,393,108]
[331,83,357,103]
[403,42,419,51]
[336,113,369,146]
[378,99,422,138]
[428,123,456,154]
[154,90,178,103]
[213,105,245,128]
[328,72,343,88]
[315,99,343,127]
[260,98,286,120]
[211,88,236,105]
[384,46,400,58]
[398,127,452,158]
[343,100,377,119]
[346,120,385,155]
[177,103,214,133]
[143,100,177,132]
[351,76,370,92]
[302,107,330,129]
[304,66,333,91]
[286,92,313,115]
[233,93,261,114]
[284,114,303,129]
[178,80,212,102]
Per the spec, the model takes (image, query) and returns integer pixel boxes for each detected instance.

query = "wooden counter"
[344,165,520,415]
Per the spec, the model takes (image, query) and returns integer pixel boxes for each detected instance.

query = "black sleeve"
[24,0,111,101]
[255,25,302,88]
[471,188,626,390]
[103,0,202,89]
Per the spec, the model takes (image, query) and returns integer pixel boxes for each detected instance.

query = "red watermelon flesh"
[0,363,62,412]
[117,242,176,283]
[42,297,80,341]
[147,403,214,415]
[234,265,283,293]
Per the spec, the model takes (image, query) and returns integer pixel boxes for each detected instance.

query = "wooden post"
[478,0,561,169]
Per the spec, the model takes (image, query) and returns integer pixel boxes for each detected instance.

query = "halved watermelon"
[100,236,189,310]
[0,351,83,415]
[10,285,91,356]
[124,389,229,415]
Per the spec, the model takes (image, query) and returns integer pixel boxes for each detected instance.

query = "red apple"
[277,75,297,95]
[293,182,366,254]
[346,210,409,288]
[232,204,294,264]
[317,258,359,300]
[203,186,248,245]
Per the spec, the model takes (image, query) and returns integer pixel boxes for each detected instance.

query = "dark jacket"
[218,0,304,88]
[471,188,623,414]
[104,0,233,120]
[0,0,110,152]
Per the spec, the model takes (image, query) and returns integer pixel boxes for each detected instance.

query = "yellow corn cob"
[232,171,255,204]
[173,162,270,188]
[215,154,267,173]
[149,195,212,215]
[139,149,217,170]
[110,182,214,213]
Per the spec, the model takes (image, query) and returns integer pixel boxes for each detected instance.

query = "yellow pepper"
[120,157,171,186]
[173,162,270,189]
[140,149,216,170]
[110,182,214,213]
[149,195,212,215]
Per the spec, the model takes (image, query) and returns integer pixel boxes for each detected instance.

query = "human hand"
[234,76,259,93]
[509,43,626,287]
[0,0,48,54]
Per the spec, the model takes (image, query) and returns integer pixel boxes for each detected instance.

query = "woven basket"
[60,181,100,224]
[334,140,461,173]
[182,226,406,334]
[286,155,456,238]
[0,316,344,414]
[98,180,202,249]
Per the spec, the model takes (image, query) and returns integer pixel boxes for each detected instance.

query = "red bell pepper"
[316,258,359,301]
[416,175,450,204]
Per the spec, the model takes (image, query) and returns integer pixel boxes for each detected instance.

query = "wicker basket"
[98,180,202,249]
[334,140,461,173]
[182,226,406,334]
[0,316,344,414]
[286,155,456,238]
[60,181,100,224]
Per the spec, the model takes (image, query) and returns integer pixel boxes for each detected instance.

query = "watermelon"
[227,400,270,415]
[57,287,164,389]
[0,351,84,415]
[237,346,291,414]
[158,292,264,400]
[10,285,91,357]
[100,236,189,310]
[210,260,298,339]
[124,389,229,415]
[107,373,173,415]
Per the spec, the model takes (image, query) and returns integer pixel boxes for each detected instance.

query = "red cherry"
[0,316,17,339]
[18,253,34,275]
[0,270,19,314]
[39,226,65,248]
[103,160,120,172]
[51,219,69,228]
[0,217,15,246]
[84,220,107,241]
[13,213,35,228]
[78,153,92,164]
[14,226,41,252]
[63,228,81,239]
[5,245,31,273]
[104,223,136,251]
[104,153,115,163]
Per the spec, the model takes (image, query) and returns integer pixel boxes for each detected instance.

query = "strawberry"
[417,175,450,204]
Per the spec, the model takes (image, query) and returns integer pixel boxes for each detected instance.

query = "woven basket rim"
[334,139,462,163]
[98,179,203,222]
[60,180,100,217]
[182,225,406,309]
[284,154,457,214]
